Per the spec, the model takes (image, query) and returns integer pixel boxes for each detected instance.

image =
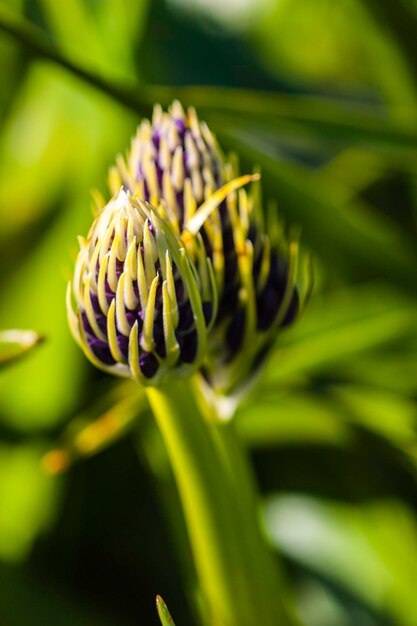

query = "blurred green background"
[0,0,416,625]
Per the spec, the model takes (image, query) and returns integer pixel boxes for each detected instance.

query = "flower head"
[105,102,309,393]
[67,189,217,385]
[76,102,310,394]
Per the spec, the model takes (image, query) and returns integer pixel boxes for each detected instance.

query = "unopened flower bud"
[67,189,217,385]
[104,102,310,393]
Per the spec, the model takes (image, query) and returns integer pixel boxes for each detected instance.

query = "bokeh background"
[0,1,417,625]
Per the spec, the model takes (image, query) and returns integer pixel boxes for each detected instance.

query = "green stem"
[214,418,290,601]
[146,376,294,626]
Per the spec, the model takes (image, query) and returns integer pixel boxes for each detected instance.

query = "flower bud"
[67,189,217,385]
[105,102,309,393]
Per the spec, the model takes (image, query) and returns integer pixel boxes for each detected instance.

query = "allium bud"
[105,101,310,393]
[67,189,217,385]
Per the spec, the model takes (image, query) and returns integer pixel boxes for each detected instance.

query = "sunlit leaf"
[156,595,177,626]
[252,0,417,115]
[262,284,416,384]
[236,390,352,449]
[38,0,148,81]
[331,384,417,465]
[0,443,58,562]
[265,495,417,626]
[331,352,417,396]
[42,380,147,474]
[0,329,43,366]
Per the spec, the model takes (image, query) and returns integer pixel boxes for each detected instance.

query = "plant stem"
[146,376,294,626]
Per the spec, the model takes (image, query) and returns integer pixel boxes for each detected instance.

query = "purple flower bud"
[105,102,309,393]
[67,190,217,385]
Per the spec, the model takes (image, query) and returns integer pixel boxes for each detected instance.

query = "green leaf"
[264,495,417,626]
[37,0,148,81]
[0,329,43,366]
[330,384,417,463]
[0,443,57,561]
[263,284,417,383]
[214,125,417,290]
[42,380,147,474]
[330,352,417,396]
[156,596,176,626]
[236,390,352,449]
